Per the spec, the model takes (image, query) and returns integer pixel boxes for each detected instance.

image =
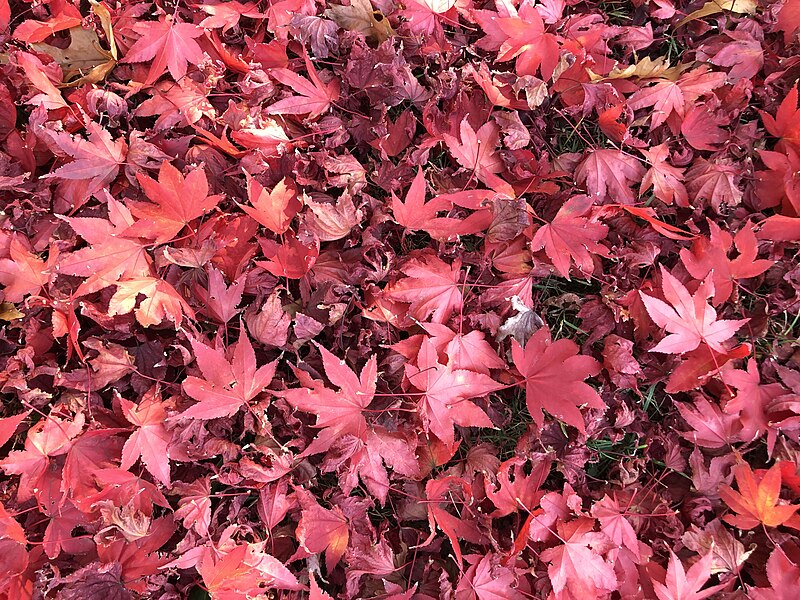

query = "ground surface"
[0,0,800,598]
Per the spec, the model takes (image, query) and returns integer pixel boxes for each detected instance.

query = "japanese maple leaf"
[774,0,800,44]
[540,518,617,599]
[442,118,512,194]
[653,551,726,600]
[405,338,502,449]
[750,547,800,600]
[511,326,604,434]
[197,543,303,596]
[173,478,212,537]
[718,463,800,530]
[126,162,223,244]
[295,489,349,572]
[237,174,301,234]
[640,143,689,207]
[424,476,484,565]
[721,359,786,447]
[640,267,748,354]
[0,234,54,302]
[0,412,85,501]
[474,0,559,80]
[108,277,195,328]
[122,15,205,85]
[278,343,376,455]
[266,54,340,119]
[626,66,726,130]
[761,85,800,152]
[590,494,641,559]
[180,333,277,420]
[456,553,525,600]
[485,456,551,516]
[575,148,645,203]
[421,323,507,374]
[58,196,152,296]
[257,230,320,279]
[758,215,800,242]
[676,396,741,449]
[120,390,172,487]
[530,196,608,279]
[384,252,463,323]
[45,121,127,194]
[391,168,451,233]
[680,221,773,305]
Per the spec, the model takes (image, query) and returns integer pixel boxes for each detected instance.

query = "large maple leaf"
[761,85,800,152]
[653,551,726,600]
[511,326,604,434]
[122,15,206,85]
[405,338,502,448]
[640,267,748,354]
[530,195,609,279]
[718,463,800,530]
[278,343,376,455]
[540,518,617,599]
[126,162,223,244]
[749,546,800,600]
[120,389,172,487]
[180,333,277,420]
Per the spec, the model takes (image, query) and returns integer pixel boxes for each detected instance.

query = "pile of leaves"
[0,0,799,596]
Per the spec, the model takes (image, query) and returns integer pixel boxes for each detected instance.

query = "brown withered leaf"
[325,0,395,43]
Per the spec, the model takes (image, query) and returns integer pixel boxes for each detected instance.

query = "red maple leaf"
[653,550,726,600]
[749,546,800,600]
[384,252,463,324]
[295,489,349,572]
[0,233,54,302]
[391,168,452,234]
[120,388,172,487]
[680,221,773,305]
[639,267,748,354]
[456,552,525,600]
[405,338,503,449]
[575,148,645,204]
[530,195,609,279]
[180,332,277,420]
[58,195,153,296]
[511,326,604,434]
[266,54,340,119]
[442,117,512,194]
[122,15,206,85]
[718,462,800,530]
[45,121,127,196]
[474,0,559,80]
[278,343,376,455]
[126,162,223,244]
[237,174,302,234]
[107,276,195,328]
[761,85,800,153]
[540,518,618,599]
[640,143,689,207]
[721,358,786,448]
[485,456,551,516]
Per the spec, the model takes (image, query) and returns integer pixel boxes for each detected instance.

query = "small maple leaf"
[384,252,463,323]
[405,338,502,449]
[58,196,153,297]
[107,276,195,328]
[0,234,54,302]
[761,85,800,152]
[442,117,513,194]
[237,174,301,234]
[456,552,526,600]
[126,162,223,244]
[639,267,748,354]
[511,326,605,434]
[391,168,451,233]
[530,195,609,279]
[718,462,800,530]
[173,478,212,537]
[180,333,277,420]
[295,489,349,572]
[266,54,340,119]
[122,15,205,85]
[680,221,772,305]
[653,550,726,600]
[575,148,645,203]
[540,518,618,599]
[278,343,376,455]
[45,121,127,195]
[485,456,551,516]
[640,143,689,207]
[120,389,172,487]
